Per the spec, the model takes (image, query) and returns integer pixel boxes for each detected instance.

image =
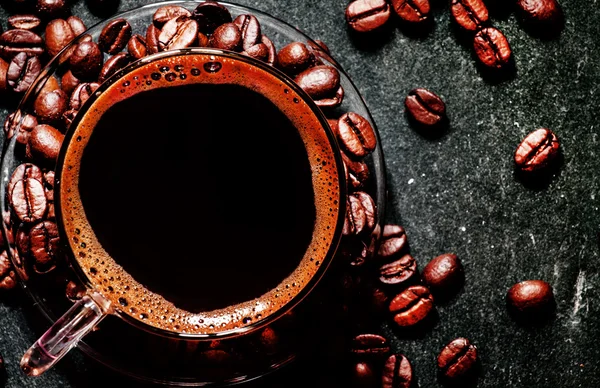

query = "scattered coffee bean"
[29,220,59,273]
[337,112,377,159]
[382,354,413,388]
[351,362,377,387]
[451,0,489,31]
[507,280,555,318]
[233,14,262,52]
[473,27,512,69]
[34,89,68,124]
[209,22,242,51]
[0,29,44,60]
[389,285,434,327]
[69,41,103,80]
[346,0,391,33]
[516,0,562,24]
[28,124,64,164]
[10,177,46,223]
[351,334,390,358]
[514,128,560,172]
[159,17,199,51]
[379,254,417,286]
[192,1,233,34]
[69,82,100,110]
[422,253,464,295]
[8,163,43,196]
[377,225,408,261]
[341,151,370,189]
[8,15,42,31]
[153,5,192,28]
[4,111,37,145]
[98,52,130,83]
[295,65,340,101]
[0,58,7,90]
[0,251,17,290]
[8,52,41,93]
[146,24,161,54]
[392,0,430,23]
[276,42,315,76]
[437,337,478,380]
[405,88,446,128]
[127,34,147,59]
[36,0,67,20]
[67,16,87,36]
[61,70,80,95]
[99,18,132,55]
[45,19,75,57]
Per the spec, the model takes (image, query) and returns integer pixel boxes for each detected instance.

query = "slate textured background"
[0,0,598,387]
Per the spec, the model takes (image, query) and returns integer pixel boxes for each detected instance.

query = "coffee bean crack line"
[16,58,35,90]
[348,4,390,22]
[392,356,410,385]
[343,115,370,149]
[454,1,482,25]
[398,289,430,311]
[526,134,556,164]
[23,180,36,220]
[405,0,426,18]
[481,32,504,63]
[410,92,442,117]
[440,345,473,374]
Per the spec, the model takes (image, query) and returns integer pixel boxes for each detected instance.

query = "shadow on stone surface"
[513,152,564,191]
[347,21,396,52]
[475,57,517,85]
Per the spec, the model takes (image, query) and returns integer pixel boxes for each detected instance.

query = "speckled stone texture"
[0,0,598,387]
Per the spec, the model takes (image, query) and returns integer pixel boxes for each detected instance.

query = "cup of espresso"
[20,49,346,376]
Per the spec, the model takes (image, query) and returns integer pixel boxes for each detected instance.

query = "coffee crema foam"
[59,53,342,335]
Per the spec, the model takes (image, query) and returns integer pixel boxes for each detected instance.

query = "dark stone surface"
[0,0,598,387]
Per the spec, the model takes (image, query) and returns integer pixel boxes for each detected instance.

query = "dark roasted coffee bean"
[7,53,41,93]
[337,112,377,159]
[242,43,269,62]
[29,124,64,164]
[276,42,315,75]
[377,225,408,261]
[197,32,209,47]
[346,0,391,33]
[8,15,42,31]
[0,29,44,60]
[351,362,377,387]
[315,85,344,108]
[379,254,417,286]
[127,34,147,59]
[382,354,413,388]
[295,65,340,101]
[45,19,75,57]
[451,0,489,31]
[423,253,464,295]
[392,0,430,23]
[159,17,198,51]
[192,1,233,34]
[351,334,390,358]
[29,220,59,273]
[341,151,370,189]
[16,228,30,260]
[343,192,375,236]
[405,88,446,128]
[4,111,37,145]
[233,14,262,52]
[0,58,8,90]
[209,23,242,52]
[69,82,99,110]
[39,76,60,96]
[66,279,86,301]
[98,52,130,83]
[36,0,67,20]
[34,89,68,124]
[9,163,43,196]
[262,36,276,65]
[10,177,46,223]
[389,285,434,327]
[67,16,87,36]
[507,280,554,318]
[99,18,132,55]
[516,0,562,24]
[437,337,478,380]
[153,5,192,28]
[0,251,17,290]
[514,128,560,172]
[61,70,80,95]
[146,24,161,54]
[69,41,103,80]
[355,191,376,233]
[473,27,512,69]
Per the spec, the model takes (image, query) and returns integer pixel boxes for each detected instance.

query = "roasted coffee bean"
[159,17,198,51]
[437,337,478,380]
[405,88,446,128]
[295,65,340,100]
[197,32,209,47]
[0,29,44,60]
[263,36,277,65]
[98,53,130,83]
[242,43,269,62]
[451,0,489,31]
[69,41,103,80]
[39,76,60,96]
[473,27,512,69]
[34,89,68,124]
[0,251,17,290]
[127,34,147,59]
[356,191,376,231]
[16,227,30,260]
[346,0,391,33]
[316,85,344,108]
[423,253,464,295]
[146,24,161,55]
[99,18,132,55]
[69,82,100,110]
[377,225,408,261]
[62,108,77,128]
[351,362,377,387]
[29,220,59,273]
[392,0,430,23]
[351,334,390,358]
[45,19,75,57]
[233,14,262,52]
[10,177,46,223]
[343,192,376,236]
[507,280,554,318]
[8,163,43,196]
[4,111,37,145]
[382,354,413,388]
[341,151,370,189]
[0,58,8,90]
[209,23,242,52]
[337,112,377,159]
[8,53,41,93]
[8,15,42,31]
[192,1,233,34]
[29,124,64,164]
[379,254,417,286]
[61,70,80,95]
[153,5,192,28]
[516,0,562,24]
[514,128,560,172]
[276,42,315,75]
[389,285,434,327]
[36,0,67,20]
[67,16,87,36]
[66,279,86,301]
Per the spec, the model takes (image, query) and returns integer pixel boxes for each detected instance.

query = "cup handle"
[20,292,111,376]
